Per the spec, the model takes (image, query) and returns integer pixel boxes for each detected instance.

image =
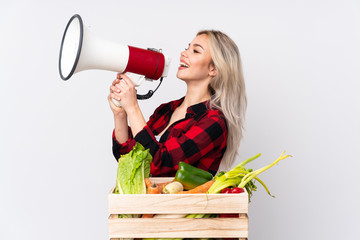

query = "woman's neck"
[181,81,211,109]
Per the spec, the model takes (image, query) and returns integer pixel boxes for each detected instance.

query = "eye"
[193,49,199,53]
[184,47,188,51]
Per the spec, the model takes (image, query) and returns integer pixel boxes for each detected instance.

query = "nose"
[181,49,188,58]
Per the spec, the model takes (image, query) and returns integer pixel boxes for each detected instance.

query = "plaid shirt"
[112,97,228,177]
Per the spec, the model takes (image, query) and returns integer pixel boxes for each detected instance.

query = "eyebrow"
[188,43,204,50]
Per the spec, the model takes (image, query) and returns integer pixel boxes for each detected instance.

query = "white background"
[1,0,359,239]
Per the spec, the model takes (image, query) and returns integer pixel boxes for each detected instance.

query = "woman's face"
[176,34,216,82]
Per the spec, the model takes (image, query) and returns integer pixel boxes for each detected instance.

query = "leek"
[207,151,292,198]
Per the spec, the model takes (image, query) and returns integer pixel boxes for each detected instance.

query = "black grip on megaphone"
[136,77,163,100]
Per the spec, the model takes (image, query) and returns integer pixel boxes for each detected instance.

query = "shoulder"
[189,105,228,146]
[207,106,226,120]
[208,110,227,132]
[204,103,227,124]
[194,104,228,133]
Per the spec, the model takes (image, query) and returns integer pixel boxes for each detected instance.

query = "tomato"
[221,188,232,194]
[231,187,244,194]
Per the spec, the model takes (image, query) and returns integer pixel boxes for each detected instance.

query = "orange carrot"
[142,178,161,218]
[145,178,173,192]
[147,183,161,194]
[177,180,215,194]
[144,178,152,189]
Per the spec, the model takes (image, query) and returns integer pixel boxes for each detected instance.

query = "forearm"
[114,113,130,144]
[127,104,147,137]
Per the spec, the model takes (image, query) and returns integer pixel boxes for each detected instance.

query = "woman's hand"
[112,73,139,114]
[108,74,127,117]
[109,73,146,137]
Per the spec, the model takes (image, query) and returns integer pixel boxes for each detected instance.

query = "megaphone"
[58,14,171,106]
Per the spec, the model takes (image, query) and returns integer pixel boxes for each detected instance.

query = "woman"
[109,30,247,177]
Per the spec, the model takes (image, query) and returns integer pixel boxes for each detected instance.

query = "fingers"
[110,73,136,104]
[108,94,124,111]
[116,79,131,94]
[110,74,125,101]
[118,73,134,88]
[111,79,120,94]
[110,85,121,94]
[108,95,117,108]
[110,92,121,101]
[108,94,116,105]
[114,73,135,91]
[118,79,127,89]
[121,74,135,88]
[112,78,120,86]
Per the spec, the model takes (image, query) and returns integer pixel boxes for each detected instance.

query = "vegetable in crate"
[163,181,183,194]
[114,142,152,221]
[148,152,291,240]
[174,161,213,190]
[114,142,152,195]
[208,151,292,198]
[187,151,292,223]
[177,180,214,194]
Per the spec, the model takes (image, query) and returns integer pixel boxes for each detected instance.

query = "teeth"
[179,63,189,68]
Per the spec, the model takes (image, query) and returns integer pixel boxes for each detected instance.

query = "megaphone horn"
[58,14,171,101]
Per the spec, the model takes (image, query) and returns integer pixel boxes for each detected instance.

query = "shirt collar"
[186,100,209,117]
[170,97,210,117]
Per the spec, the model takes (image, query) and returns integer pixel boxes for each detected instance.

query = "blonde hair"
[197,30,247,171]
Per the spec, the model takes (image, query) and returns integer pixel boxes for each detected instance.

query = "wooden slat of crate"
[108,214,248,239]
[108,177,249,239]
[149,177,174,183]
[109,191,248,214]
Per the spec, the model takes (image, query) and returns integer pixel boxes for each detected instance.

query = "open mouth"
[179,62,190,68]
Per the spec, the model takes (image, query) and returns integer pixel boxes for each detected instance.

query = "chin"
[176,72,186,81]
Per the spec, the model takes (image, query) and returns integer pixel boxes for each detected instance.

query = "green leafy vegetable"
[114,142,152,224]
[114,142,152,195]
[186,151,292,224]
[207,151,292,200]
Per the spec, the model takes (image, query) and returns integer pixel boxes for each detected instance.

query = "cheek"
[193,57,211,73]
[189,66,209,80]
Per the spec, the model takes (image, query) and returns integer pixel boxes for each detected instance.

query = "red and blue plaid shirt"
[112,97,228,177]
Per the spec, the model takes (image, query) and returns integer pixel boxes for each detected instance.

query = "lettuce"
[115,142,152,195]
[114,142,153,225]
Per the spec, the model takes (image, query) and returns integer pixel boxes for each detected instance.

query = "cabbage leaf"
[115,142,152,195]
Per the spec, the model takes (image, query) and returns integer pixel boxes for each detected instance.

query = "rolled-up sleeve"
[112,127,136,160]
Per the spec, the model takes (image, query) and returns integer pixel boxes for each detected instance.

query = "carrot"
[144,178,152,189]
[147,183,161,194]
[145,178,173,192]
[145,178,161,194]
[177,180,215,194]
[142,178,162,218]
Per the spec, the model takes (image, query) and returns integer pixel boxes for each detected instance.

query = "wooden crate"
[108,177,249,239]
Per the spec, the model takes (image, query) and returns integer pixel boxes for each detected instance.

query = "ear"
[209,64,217,77]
